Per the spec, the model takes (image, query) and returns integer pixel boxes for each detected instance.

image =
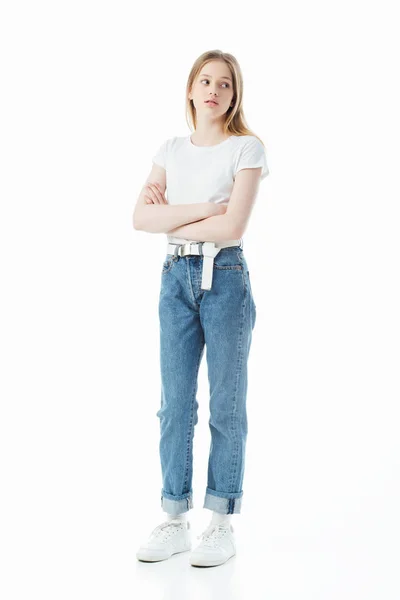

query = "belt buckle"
[176,243,190,257]
[179,242,202,256]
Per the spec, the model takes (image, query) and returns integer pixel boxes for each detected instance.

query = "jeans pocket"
[162,256,174,274]
[213,248,243,269]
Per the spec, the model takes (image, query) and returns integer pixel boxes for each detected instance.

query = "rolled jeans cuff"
[203,488,243,514]
[161,489,193,515]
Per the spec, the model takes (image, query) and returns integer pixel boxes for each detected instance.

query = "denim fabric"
[156,246,256,515]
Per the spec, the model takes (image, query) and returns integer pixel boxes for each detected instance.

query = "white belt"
[166,236,243,291]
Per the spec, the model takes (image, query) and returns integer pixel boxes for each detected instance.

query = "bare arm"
[135,195,218,233]
[166,166,263,241]
[132,163,221,233]
[166,213,236,242]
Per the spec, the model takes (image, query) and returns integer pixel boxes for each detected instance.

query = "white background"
[1,1,399,598]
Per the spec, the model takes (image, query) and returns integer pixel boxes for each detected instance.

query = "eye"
[200,79,230,89]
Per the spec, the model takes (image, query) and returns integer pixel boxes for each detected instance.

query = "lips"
[205,100,218,105]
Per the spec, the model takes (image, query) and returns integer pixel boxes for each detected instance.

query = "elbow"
[132,209,144,230]
[224,214,244,241]
[232,227,243,240]
[222,215,242,241]
[132,217,141,230]
[231,219,248,241]
[133,215,155,233]
[230,220,244,241]
[133,207,156,232]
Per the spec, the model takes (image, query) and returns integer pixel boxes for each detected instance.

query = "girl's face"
[189,60,234,118]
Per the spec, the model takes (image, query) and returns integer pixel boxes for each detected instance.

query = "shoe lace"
[196,523,231,548]
[150,520,184,541]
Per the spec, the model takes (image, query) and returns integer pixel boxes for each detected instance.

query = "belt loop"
[173,244,180,259]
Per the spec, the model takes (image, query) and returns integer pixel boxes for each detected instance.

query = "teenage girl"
[134,50,269,567]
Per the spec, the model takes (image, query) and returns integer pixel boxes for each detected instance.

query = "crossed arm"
[166,214,237,242]
[133,164,263,242]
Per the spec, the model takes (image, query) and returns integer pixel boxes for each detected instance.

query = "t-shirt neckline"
[187,134,234,149]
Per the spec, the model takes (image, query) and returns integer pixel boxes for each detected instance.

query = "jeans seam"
[228,279,246,491]
[184,257,199,309]
[184,339,204,491]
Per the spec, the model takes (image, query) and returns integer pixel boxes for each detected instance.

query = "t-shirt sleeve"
[152,138,169,169]
[234,137,269,181]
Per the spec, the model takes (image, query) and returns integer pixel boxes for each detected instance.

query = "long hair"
[185,50,265,147]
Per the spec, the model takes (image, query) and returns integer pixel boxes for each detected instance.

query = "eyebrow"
[200,73,232,82]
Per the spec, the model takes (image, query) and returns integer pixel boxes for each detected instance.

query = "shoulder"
[152,136,185,167]
[154,135,182,148]
[231,135,266,160]
[170,136,187,149]
[231,135,269,180]
[160,136,188,152]
[231,135,264,150]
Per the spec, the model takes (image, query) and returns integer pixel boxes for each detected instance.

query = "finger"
[152,183,168,204]
[145,185,160,204]
[147,183,164,204]
[143,190,155,204]
[153,182,168,204]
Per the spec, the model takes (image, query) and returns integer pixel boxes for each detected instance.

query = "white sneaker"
[136,519,192,562]
[190,523,236,567]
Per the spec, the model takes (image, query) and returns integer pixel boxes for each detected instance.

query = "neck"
[191,120,229,145]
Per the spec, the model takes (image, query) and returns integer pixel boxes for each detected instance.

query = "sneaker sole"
[136,543,191,562]
[190,551,236,567]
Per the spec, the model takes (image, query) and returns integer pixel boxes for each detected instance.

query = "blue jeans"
[157,245,256,515]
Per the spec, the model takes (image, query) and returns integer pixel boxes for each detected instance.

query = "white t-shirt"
[152,134,269,244]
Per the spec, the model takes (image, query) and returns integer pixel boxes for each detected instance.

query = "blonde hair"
[185,50,265,147]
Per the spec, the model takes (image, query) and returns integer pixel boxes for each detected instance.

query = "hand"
[143,182,168,204]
